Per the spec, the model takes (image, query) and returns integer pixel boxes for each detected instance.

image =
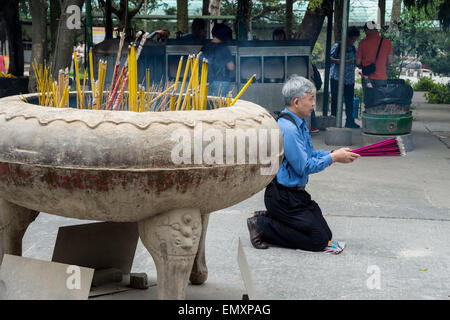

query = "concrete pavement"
[19,92,450,300]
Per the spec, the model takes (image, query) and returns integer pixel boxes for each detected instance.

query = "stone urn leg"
[190,212,210,285]
[138,208,202,300]
[0,199,39,265]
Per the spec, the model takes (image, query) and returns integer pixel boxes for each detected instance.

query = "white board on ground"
[0,254,94,300]
[237,237,258,300]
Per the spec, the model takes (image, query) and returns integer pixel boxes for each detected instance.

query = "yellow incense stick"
[146,68,150,109]
[230,74,256,106]
[96,61,101,108]
[192,59,199,109]
[170,56,184,111]
[98,60,107,108]
[128,49,133,111]
[58,70,64,106]
[190,58,200,109]
[148,83,176,105]
[205,84,209,109]
[186,93,192,110]
[200,59,208,110]
[128,46,138,111]
[89,48,96,101]
[64,68,69,108]
[175,56,191,111]
[81,68,87,109]
[181,75,194,110]
[73,51,82,109]
[52,81,58,107]
[196,57,202,108]
[59,86,69,108]
[139,86,145,112]
[43,63,52,106]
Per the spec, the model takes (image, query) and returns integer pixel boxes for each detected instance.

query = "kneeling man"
[248,75,360,253]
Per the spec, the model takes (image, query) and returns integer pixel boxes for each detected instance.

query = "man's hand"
[330,57,340,64]
[331,148,360,163]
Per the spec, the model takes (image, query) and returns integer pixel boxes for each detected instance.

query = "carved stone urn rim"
[0,93,273,130]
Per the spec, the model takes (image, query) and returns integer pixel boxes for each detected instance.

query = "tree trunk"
[202,0,210,16]
[209,0,220,16]
[390,0,402,29]
[1,0,24,77]
[333,0,343,43]
[237,0,252,40]
[52,0,85,78]
[177,0,189,34]
[108,0,145,40]
[28,0,48,93]
[208,0,220,37]
[379,0,386,28]
[286,0,294,39]
[105,0,113,39]
[50,0,61,55]
[297,0,333,48]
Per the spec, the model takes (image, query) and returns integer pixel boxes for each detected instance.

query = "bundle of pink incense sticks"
[351,137,406,157]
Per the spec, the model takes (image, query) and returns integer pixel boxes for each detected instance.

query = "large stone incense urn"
[0,93,282,299]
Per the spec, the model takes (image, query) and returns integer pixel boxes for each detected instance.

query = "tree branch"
[251,0,299,21]
[129,0,145,17]
[222,0,233,7]
[259,15,284,23]
[99,0,120,16]
[252,4,285,20]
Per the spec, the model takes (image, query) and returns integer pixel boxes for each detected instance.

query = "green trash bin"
[362,112,413,135]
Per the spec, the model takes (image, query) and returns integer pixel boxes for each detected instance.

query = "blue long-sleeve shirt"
[276,108,333,187]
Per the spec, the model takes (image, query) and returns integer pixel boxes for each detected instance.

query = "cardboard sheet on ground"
[0,254,94,300]
[237,238,258,300]
[88,274,157,298]
[52,222,139,274]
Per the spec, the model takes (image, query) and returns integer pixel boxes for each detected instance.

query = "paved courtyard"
[18,92,450,300]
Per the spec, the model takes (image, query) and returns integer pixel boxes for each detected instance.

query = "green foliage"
[403,0,450,30]
[18,0,31,20]
[383,2,448,76]
[409,76,450,104]
[422,55,450,75]
[425,83,450,104]
[222,0,287,24]
[308,0,325,12]
[311,42,324,66]
[164,7,177,15]
[413,77,436,91]
[404,78,412,87]
[421,37,450,75]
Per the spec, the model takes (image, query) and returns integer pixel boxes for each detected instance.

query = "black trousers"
[330,78,355,124]
[257,182,332,252]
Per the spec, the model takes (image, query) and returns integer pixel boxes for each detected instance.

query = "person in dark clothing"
[272,28,287,40]
[309,63,322,133]
[330,26,360,128]
[148,29,170,43]
[247,75,359,253]
[181,18,207,41]
[200,23,235,97]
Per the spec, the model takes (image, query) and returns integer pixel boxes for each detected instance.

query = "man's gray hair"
[282,75,316,106]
